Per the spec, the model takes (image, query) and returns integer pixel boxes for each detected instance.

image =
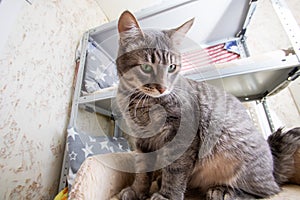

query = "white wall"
[0,0,25,55]
[0,0,107,198]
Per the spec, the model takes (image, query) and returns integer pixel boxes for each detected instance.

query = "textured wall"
[0,0,107,199]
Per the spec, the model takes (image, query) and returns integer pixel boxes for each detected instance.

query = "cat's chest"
[118,94,181,150]
[125,95,181,125]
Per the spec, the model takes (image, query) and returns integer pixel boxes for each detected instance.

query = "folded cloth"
[54,187,68,200]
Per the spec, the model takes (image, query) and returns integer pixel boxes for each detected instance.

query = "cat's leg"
[150,166,188,200]
[189,146,279,199]
[150,147,197,200]
[120,172,153,200]
[206,186,257,200]
[234,149,281,198]
[203,153,280,200]
[120,151,156,200]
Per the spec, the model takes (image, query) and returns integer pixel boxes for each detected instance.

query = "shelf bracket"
[271,0,300,61]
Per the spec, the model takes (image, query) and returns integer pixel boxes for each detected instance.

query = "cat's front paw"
[150,192,169,200]
[119,187,138,200]
[206,186,233,200]
[119,187,149,200]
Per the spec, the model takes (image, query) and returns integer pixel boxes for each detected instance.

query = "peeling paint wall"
[0,0,107,199]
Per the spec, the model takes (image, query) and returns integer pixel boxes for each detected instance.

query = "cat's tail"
[267,127,300,185]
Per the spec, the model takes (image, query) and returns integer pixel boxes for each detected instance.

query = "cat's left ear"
[168,18,194,45]
[118,11,144,36]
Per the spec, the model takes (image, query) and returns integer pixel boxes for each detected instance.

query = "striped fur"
[268,128,300,185]
[115,11,299,200]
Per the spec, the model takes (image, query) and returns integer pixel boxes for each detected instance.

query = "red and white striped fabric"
[181,43,240,73]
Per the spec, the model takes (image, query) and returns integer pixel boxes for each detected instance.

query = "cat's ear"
[118,11,143,36]
[168,18,194,45]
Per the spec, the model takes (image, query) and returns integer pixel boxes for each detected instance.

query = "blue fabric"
[224,40,240,54]
[67,127,130,188]
[84,42,119,93]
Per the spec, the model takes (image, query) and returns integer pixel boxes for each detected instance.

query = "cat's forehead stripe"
[146,49,176,65]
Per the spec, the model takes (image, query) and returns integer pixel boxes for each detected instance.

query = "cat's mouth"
[140,84,170,98]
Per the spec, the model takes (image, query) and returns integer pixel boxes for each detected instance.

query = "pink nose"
[155,85,166,94]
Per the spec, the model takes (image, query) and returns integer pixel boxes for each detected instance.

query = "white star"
[68,168,76,186]
[82,143,94,158]
[85,80,97,90]
[118,143,123,150]
[99,64,106,70]
[109,146,114,152]
[91,67,107,82]
[68,128,78,141]
[89,136,96,142]
[66,141,69,152]
[90,55,96,61]
[100,140,110,150]
[69,151,78,161]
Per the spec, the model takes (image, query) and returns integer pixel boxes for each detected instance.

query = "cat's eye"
[168,64,177,73]
[140,64,153,73]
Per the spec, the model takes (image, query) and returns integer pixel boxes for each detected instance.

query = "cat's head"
[116,11,194,98]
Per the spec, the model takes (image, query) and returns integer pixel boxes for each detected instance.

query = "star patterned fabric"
[83,42,119,93]
[67,127,130,189]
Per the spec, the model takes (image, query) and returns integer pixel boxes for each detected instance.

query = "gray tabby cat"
[115,11,300,200]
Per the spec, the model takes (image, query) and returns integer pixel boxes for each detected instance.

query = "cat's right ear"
[118,11,144,38]
[167,18,194,46]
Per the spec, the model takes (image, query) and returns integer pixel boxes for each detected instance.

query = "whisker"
[122,90,141,112]
[134,94,146,118]
[173,87,198,105]
[146,96,150,109]
[119,89,138,103]
[142,94,149,108]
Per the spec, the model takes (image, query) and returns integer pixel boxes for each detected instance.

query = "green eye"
[168,64,177,73]
[140,64,153,73]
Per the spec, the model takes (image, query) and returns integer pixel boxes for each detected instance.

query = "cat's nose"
[155,84,166,94]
